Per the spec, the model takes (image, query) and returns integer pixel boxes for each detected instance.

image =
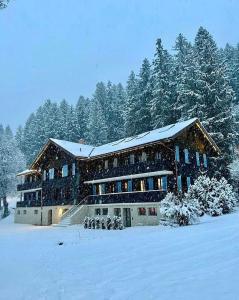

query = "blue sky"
[0,0,239,130]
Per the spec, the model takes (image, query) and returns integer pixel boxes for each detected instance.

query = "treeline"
[0,125,25,203]
[13,26,239,175]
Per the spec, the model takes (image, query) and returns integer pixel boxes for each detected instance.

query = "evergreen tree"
[194,27,235,176]
[125,71,139,136]
[151,38,175,129]
[75,96,89,141]
[173,34,200,121]
[137,58,152,132]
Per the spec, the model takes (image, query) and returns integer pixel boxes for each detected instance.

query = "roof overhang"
[16,169,40,177]
[84,170,173,184]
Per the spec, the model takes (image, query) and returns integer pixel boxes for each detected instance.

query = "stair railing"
[60,195,90,221]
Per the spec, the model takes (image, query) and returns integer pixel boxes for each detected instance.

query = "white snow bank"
[0,211,239,300]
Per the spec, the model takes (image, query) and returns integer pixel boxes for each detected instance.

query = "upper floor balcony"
[86,159,175,181]
[17,180,42,192]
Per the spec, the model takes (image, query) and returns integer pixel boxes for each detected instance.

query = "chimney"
[78,138,85,144]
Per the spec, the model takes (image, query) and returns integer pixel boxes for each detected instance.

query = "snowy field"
[1,211,239,300]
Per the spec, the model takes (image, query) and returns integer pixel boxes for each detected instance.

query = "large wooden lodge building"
[15,118,220,227]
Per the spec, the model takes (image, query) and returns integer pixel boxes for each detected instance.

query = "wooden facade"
[16,119,219,212]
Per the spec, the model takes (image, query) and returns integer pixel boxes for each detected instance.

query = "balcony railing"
[86,160,174,181]
[86,190,167,205]
[16,198,74,208]
[17,181,42,191]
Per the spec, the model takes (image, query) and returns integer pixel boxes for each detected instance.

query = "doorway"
[123,208,131,227]
[48,209,52,225]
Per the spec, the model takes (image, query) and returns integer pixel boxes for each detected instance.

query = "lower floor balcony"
[86,190,167,205]
[16,198,74,208]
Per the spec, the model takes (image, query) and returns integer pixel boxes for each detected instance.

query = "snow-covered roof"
[91,118,199,157]
[31,117,219,167]
[17,169,39,177]
[50,138,94,158]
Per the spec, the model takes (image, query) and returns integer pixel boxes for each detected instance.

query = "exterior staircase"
[55,196,89,227]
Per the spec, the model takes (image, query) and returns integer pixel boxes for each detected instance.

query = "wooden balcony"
[17,181,42,191]
[86,190,167,205]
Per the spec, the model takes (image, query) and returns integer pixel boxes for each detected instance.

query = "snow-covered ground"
[1,211,239,300]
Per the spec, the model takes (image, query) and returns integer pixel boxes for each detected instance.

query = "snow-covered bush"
[160,192,200,226]
[117,217,124,230]
[186,175,211,215]
[101,217,106,229]
[95,217,100,229]
[112,216,118,230]
[84,217,89,229]
[106,216,112,230]
[186,176,237,217]
[207,177,237,216]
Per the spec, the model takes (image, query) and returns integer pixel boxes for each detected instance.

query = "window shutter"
[203,154,208,168]
[175,146,180,162]
[187,177,191,190]
[117,181,122,193]
[177,176,182,192]
[196,152,200,166]
[128,180,132,192]
[184,149,189,164]
[162,176,167,191]
[93,185,96,195]
[147,177,154,190]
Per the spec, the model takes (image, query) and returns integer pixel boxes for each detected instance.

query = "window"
[184,149,190,164]
[187,177,191,190]
[34,210,38,215]
[113,158,118,168]
[72,163,76,176]
[62,165,68,177]
[129,154,135,165]
[196,152,200,167]
[148,207,157,216]
[43,170,47,181]
[155,151,161,161]
[102,208,108,215]
[95,208,101,215]
[177,176,182,192]
[141,151,147,162]
[203,154,208,168]
[140,179,146,191]
[175,146,180,162]
[122,181,128,192]
[49,168,54,180]
[138,207,146,216]
[99,184,105,195]
[23,210,27,215]
[147,177,154,190]
[17,210,20,215]
[104,160,108,170]
[114,208,121,217]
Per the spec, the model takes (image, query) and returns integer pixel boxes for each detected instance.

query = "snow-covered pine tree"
[173,34,201,121]
[0,125,26,210]
[124,71,139,136]
[151,38,175,129]
[194,27,236,177]
[136,58,152,133]
[75,96,90,142]
[87,98,108,146]
[106,81,125,142]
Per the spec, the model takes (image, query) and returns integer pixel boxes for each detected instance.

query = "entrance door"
[123,208,131,227]
[48,209,52,225]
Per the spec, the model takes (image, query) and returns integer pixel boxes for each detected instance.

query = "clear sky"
[0,0,239,130]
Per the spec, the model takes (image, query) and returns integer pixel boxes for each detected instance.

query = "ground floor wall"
[86,202,160,226]
[14,205,72,226]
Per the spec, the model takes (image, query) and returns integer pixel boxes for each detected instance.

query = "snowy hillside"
[1,212,239,300]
